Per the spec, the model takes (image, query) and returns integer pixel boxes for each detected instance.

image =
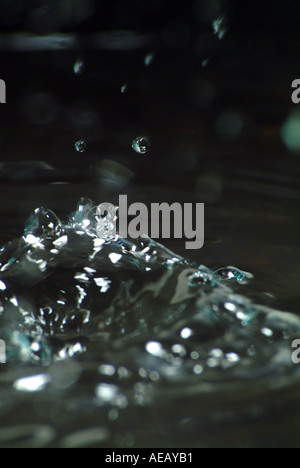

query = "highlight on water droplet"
[214,266,253,283]
[121,82,128,94]
[132,136,151,155]
[213,15,227,40]
[75,140,87,153]
[144,52,155,67]
[74,57,85,75]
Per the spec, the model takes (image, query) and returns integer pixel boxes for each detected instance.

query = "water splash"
[0,199,299,446]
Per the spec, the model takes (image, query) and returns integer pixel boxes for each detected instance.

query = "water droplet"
[215,267,247,282]
[118,367,129,379]
[261,327,274,338]
[108,409,119,421]
[191,351,199,360]
[181,327,192,339]
[149,371,160,382]
[13,374,50,393]
[75,140,87,153]
[74,57,85,75]
[132,137,150,155]
[226,352,240,364]
[146,341,165,358]
[99,364,116,376]
[193,364,203,375]
[95,383,118,402]
[213,15,227,40]
[172,344,186,357]
[121,82,128,94]
[144,52,155,66]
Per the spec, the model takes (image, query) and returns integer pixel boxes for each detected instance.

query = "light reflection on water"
[0,192,299,448]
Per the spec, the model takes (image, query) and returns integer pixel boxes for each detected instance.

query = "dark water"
[0,15,300,446]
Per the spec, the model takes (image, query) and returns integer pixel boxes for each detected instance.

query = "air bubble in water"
[75,140,87,153]
[132,137,150,155]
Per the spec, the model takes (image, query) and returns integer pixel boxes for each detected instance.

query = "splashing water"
[0,198,299,447]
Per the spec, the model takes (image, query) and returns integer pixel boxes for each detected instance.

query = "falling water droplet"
[213,15,228,40]
[121,82,128,94]
[144,52,155,67]
[132,137,151,155]
[75,140,87,153]
[73,57,85,75]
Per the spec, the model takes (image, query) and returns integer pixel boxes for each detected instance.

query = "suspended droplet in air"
[75,140,87,153]
[144,52,155,67]
[121,82,128,94]
[74,57,85,75]
[212,15,228,40]
[132,137,151,155]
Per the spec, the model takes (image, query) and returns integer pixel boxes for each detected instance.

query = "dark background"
[0,1,299,33]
